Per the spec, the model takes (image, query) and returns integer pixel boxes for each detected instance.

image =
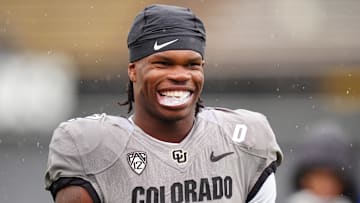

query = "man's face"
[129,50,204,122]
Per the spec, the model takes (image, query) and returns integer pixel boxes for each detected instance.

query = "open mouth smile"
[157,90,193,107]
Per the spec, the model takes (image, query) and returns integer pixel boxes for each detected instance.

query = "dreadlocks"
[120,80,204,115]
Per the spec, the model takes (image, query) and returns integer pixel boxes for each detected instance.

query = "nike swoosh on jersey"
[210,151,234,162]
[153,39,179,50]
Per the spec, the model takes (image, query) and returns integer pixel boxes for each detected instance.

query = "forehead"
[146,50,203,61]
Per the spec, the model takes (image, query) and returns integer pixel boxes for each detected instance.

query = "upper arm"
[247,173,277,203]
[56,186,93,203]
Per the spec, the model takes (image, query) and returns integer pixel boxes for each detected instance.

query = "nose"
[167,66,191,83]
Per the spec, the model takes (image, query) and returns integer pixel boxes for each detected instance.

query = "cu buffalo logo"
[172,149,187,164]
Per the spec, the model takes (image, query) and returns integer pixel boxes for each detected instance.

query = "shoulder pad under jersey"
[199,107,283,166]
[56,113,134,174]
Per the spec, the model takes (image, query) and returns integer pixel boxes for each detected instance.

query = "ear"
[128,63,136,82]
[201,60,206,68]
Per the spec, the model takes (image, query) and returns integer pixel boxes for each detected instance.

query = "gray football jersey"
[45,107,283,203]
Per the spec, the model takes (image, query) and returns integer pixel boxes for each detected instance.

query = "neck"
[132,113,195,143]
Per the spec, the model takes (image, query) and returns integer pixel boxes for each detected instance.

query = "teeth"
[160,90,190,98]
[158,90,192,107]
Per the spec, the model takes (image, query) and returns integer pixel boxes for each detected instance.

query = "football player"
[45,4,283,203]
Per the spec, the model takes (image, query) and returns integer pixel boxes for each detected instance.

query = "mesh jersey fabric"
[45,107,282,203]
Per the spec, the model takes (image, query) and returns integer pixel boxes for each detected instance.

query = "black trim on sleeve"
[245,161,278,203]
[49,177,101,203]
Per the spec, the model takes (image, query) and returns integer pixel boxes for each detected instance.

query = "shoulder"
[59,113,132,133]
[50,113,134,173]
[198,107,283,165]
[198,107,273,140]
[54,113,133,150]
[198,107,268,126]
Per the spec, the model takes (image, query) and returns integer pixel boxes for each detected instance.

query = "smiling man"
[45,4,283,203]
[128,50,204,143]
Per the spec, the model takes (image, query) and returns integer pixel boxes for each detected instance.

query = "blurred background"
[0,0,359,202]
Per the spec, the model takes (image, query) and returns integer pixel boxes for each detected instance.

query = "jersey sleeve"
[209,107,283,167]
[202,107,283,202]
[235,109,283,167]
[231,109,282,202]
[44,123,102,202]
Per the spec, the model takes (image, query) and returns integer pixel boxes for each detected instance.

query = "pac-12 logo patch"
[127,151,147,175]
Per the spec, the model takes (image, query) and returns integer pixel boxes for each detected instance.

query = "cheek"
[194,71,205,88]
[137,70,161,92]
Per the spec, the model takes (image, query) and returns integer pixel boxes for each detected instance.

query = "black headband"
[127,4,206,62]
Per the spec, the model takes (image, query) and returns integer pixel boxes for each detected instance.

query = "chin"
[156,106,195,122]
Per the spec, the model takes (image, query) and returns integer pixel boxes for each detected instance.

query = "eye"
[187,62,202,69]
[153,61,171,67]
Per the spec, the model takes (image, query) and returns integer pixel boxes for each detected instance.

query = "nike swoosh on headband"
[153,39,179,51]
